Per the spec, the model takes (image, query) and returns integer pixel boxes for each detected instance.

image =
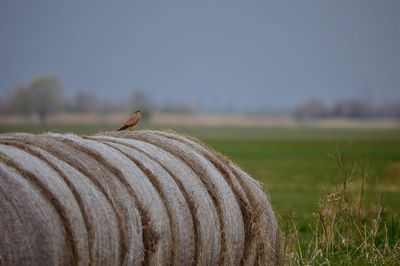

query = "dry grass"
[281,153,400,265]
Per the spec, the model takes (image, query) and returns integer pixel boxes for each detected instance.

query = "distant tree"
[8,76,62,122]
[382,100,400,118]
[294,99,327,120]
[9,85,33,116]
[0,99,8,114]
[332,99,374,118]
[74,89,97,112]
[160,102,197,114]
[29,76,62,122]
[97,100,118,114]
[130,90,154,121]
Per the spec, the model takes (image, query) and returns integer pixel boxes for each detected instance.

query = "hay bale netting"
[0,130,280,265]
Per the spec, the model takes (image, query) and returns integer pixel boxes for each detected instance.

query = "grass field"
[1,123,400,263]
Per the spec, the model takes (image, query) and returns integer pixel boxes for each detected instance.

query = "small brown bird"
[117,110,143,131]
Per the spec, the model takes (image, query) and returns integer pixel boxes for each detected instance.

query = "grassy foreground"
[1,124,400,264]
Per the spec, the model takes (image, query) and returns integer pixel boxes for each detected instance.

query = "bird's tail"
[117,125,129,131]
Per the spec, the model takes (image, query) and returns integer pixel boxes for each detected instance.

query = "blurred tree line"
[294,98,400,120]
[0,75,199,122]
[0,75,157,122]
[1,75,399,121]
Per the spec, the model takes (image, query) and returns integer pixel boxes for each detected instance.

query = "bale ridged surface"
[0,130,280,265]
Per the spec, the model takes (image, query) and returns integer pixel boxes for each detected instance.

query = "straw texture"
[0,130,280,265]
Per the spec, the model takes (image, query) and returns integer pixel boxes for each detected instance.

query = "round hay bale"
[0,133,143,265]
[0,163,72,266]
[0,130,280,265]
[90,135,221,265]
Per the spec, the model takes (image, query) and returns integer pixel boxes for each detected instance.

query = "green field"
[1,124,400,263]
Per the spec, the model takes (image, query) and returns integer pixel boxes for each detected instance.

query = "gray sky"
[1,0,399,111]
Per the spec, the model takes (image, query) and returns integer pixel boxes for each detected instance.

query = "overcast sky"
[1,0,399,111]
